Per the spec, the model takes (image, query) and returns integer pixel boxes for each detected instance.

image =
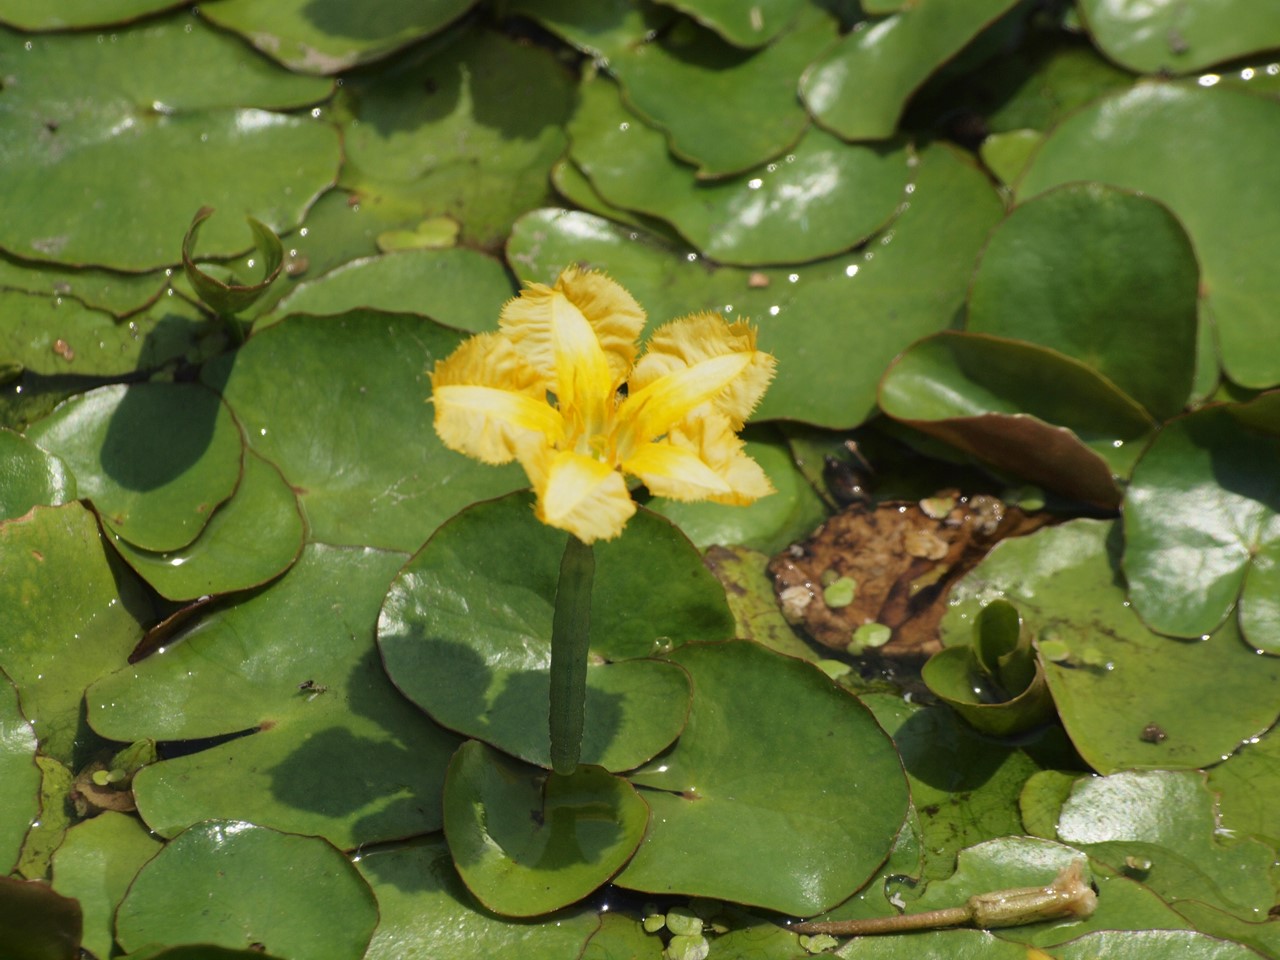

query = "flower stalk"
[549,534,595,775]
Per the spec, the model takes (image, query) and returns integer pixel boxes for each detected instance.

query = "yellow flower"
[430,266,776,543]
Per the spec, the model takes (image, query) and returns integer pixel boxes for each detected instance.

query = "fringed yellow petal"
[667,413,775,505]
[531,449,636,543]
[626,312,776,433]
[621,441,732,501]
[430,333,563,464]
[500,266,640,411]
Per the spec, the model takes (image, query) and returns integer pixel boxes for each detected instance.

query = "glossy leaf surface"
[0,429,75,521]
[0,670,38,871]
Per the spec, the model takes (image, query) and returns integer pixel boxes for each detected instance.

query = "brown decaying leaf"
[769,493,1052,658]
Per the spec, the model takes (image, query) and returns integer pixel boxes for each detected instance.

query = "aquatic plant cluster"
[4,1,1280,958]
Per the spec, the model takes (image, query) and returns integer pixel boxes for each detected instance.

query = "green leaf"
[654,0,806,48]
[202,0,479,73]
[17,756,74,880]
[27,382,243,552]
[207,310,525,552]
[107,450,304,602]
[114,821,378,959]
[835,928,1028,959]
[943,519,1280,773]
[264,248,514,334]
[647,428,828,556]
[0,669,38,872]
[182,208,284,317]
[88,544,460,849]
[1123,402,1280,649]
[356,834,602,960]
[49,812,163,960]
[0,875,82,960]
[0,504,150,765]
[508,141,1003,428]
[801,0,1020,141]
[1078,0,1280,74]
[444,742,649,916]
[377,493,722,771]
[1208,722,1280,849]
[968,183,1199,421]
[0,255,168,319]
[616,641,908,916]
[0,0,179,28]
[1056,770,1277,921]
[569,75,910,265]
[0,18,337,271]
[1019,84,1280,389]
[0,428,75,521]
[701,545,819,662]
[921,646,1055,738]
[339,28,573,249]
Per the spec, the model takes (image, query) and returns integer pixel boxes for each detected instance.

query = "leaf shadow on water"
[99,379,225,492]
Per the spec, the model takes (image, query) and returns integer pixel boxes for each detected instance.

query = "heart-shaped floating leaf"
[942,519,1280,774]
[801,0,1020,141]
[0,19,336,271]
[356,834,601,959]
[658,0,806,47]
[1077,0,1280,74]
[0,670,38,872]
[1056,770,1277,921]
[1123,399,1280,652]
[265,248,514,334]
[879,331,1156,508]
[183,208,284,318]
[88,543,460,848]
[835,928,1266,959]
[0,429,75,522]
[49,812,163,960]
[0,0,179,28]
[444,742,649,916]
[509,141,1003,428]
[1208,721,1280,850]
[202,0,479,73]
[114,821,378,960]
[378,492,724,771]
[922,599,1055,737]
[0,255,166,319]
[207,310,524,552]
[616,640,908,916]
[0,504,150,765]
[0,875,82,960]
[27,382,243,553]
[1018,84,1280,390]
[967,182,1199,421]
[106,450,304,602]
[569,76,910,266]
[339,28,572,249]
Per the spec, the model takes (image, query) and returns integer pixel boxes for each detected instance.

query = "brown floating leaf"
[769,494,1052,657]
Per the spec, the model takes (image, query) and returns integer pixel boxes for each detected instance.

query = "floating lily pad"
[582,914,663,960]
[1123,401,1280,651]
[27,382,243,552]
[943,519,1280,774]
[616,641,908,916]
[0,428,75,522]
[801,0,1021,141]
[377,493,723,771]
[0,20,337,271]
[207,310,524,552]
[115,821,378,959]
[0,669,38,872]
[836,929,1027,959]
[17,756,74,880]
[1207,723,1280,849]
[647,427,827,556]
[0,0,181,28]
[909,836,1190,947]
[202,0,478,74]
[107,450,304,602]
[701,545,819,662]
[520,0,835,177]
[1056,770,1277,921]
[265,248,514,333]
[0,256,168,318]
[0,875,82,960]
[1019,83,1280,390]
[1078,0,1280,74]
[968,183,1199,421]
[88,544,462,848]
[657,0,806,48]
[510,142,1002,427]
[356,834,601,960]
[49,812,163,960]
[569,76,909,265]
[0,504,150,765]
[340,28,572,249]
[444,742,649,916]
[880,332,1155,508]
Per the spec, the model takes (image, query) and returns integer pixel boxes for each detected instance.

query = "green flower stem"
[549,534,595,775]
